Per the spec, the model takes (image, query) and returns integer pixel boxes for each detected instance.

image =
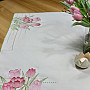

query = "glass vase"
[83,27,90,53]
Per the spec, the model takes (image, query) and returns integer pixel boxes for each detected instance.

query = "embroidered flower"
[32,17,41,21]
[11,16,41,31]
[32,23,41,26]
[1,68,47,90]
[21,17,33,23]
[3,83,14,90]
[9,69,21,78]
[29,80,42,90]
[19,25,29,29]
[25,68,36,78]
[9,77,25,88]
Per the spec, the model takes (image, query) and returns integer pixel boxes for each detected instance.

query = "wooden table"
[0,0,65,49]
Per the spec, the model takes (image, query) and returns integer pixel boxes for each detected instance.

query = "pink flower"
[19,25,29,29]
[25,68,36,78]
[72,13,83,21]
[32,17,41,21]
[29,80,42,90]
[9,77,25,88]
[70,6,80,13]
[65,0,74,5]
[32,23,41,26]
[9,69,21,78]
[3,83,14,90]
[74,10,81,14]
[21,17,33,23]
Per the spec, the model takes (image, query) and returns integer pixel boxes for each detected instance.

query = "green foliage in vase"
[60,0,90,28]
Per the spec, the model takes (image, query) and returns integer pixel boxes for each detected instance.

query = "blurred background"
[0,0,65,48]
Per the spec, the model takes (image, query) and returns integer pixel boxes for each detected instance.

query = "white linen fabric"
[0,12,90,90]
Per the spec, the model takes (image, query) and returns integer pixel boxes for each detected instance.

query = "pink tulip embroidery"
[9,77,25,88]
[1,68,47,90]
[32,23,41,26]
[9,15,41,50]
[11,16,41,31]
[3,77,25,90]
[29,80,42,90]
[32,17,41,21]
[19,25,29,29]
[3,83,14,90]
[21,17,33,23]
[25,68,36,78]
[8,69,21,78]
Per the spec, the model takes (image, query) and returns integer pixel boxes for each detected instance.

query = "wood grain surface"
[0,0,65,49]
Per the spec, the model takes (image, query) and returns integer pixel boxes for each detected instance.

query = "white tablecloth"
[0,12,90,90]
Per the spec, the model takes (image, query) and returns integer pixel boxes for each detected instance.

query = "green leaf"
[83,42,90,53]
[22,71,25,79]
[81,21,90,26]
[75,2,87,17]
[11,24,18,31]
[74,0,78,3]
[24,84,29,90]
[80,0,87,12]
[0,85,2,88]
[40,77,48,82]
[83,45,90,53]
[27,28,30,30]
[88,42,90,45]
[82,18,90,23]
[75,2,82,8]
[18,86,25,90]
[86,0,90,11]
[0,76,7,84]
[25,86,29,90]
[72,22,90,27]
[80,9,87,16]
[60,1,71,8]
[29,73,39,86]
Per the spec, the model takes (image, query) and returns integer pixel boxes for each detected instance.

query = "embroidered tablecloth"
[0,12,90,90]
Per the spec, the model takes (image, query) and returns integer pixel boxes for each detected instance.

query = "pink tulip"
[19,24,29,29]
[9,69,21,78]
[9,77,25,88]
[32,23,41,26]
[3,83,14,90]
[21,17,33,23]
[29,80,42,90]
[74,10,81,14]
[72,13,83,21]
[70,6,80,13]
[32,17,41,21]
[65,0,74,5]
[25,68,36,78]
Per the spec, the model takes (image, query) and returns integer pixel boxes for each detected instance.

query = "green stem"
[27,77,30,86]
[14,88,16,90]
[25,87,26,90]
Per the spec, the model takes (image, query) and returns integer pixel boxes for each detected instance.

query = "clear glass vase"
[83,27,90,53]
